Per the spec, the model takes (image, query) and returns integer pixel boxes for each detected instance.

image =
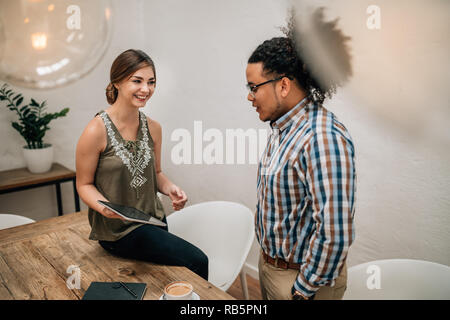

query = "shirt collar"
[270,96,310,132]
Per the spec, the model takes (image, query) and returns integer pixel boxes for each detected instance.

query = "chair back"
[167,201,255,291]
[0,214,35,230]
[343,259,450,299]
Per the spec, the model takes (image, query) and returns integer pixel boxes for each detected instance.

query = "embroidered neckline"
[100,111,151,189]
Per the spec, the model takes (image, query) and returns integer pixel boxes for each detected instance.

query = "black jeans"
[99,218,209,280]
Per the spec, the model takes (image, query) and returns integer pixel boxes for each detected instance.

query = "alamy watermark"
[170,121,269,165]
[366,264,381,290]
[367,5,381,30]
[66,5,81,30]
[66,264,81,290]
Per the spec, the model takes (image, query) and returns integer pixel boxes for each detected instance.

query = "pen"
[119,281,138,298]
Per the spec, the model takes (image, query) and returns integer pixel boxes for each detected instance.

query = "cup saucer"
[159,292,200,300]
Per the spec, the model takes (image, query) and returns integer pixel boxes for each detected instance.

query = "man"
[246,18,356,300]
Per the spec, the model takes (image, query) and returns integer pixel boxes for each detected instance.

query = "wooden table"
[0,211,235,300]
[0,163,80,216]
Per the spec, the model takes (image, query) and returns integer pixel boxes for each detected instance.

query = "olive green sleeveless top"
[88,110,165,241]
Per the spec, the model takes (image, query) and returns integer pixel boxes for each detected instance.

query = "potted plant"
[0,83,69,173]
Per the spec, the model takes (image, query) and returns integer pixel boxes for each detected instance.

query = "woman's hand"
[168,185,188,211]
[102,207,126,220]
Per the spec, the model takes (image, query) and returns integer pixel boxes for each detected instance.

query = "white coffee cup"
[163,281,193,300]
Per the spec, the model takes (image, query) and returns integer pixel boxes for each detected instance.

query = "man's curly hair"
[248,7,352,105]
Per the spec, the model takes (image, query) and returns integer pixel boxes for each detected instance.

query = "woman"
[76,49,208,280]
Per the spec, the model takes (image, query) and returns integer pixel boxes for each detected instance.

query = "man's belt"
[262,251,301,270]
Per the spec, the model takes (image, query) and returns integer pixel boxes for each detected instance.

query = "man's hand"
[292,287,315,300]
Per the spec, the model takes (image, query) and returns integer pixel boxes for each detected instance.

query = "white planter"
[22,144,54,173]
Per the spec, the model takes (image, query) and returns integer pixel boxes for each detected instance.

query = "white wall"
[1,0,449,280]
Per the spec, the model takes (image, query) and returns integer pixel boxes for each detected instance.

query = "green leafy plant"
[0,83,69,149]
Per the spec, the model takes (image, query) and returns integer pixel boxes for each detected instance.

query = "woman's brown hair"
[105,49,156,104]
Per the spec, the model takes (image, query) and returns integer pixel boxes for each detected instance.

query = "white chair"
[343,259,450,300]
[166,201,255,299]
[0,214,35,230]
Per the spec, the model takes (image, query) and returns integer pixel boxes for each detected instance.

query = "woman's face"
[115,66,156,108]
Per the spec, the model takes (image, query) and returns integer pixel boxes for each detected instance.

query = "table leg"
[55,182,63,216]
[73,178,80,212]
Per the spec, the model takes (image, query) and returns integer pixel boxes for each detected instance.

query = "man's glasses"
[246,76,288,98]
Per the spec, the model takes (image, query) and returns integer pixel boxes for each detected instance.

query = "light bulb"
[0,0,113,89]
[31,32,48,50]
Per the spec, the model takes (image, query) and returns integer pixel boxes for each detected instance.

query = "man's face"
[246,62,282,122]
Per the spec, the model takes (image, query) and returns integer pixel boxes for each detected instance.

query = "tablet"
[97,200,167,227]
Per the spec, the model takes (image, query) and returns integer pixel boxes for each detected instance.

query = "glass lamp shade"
[0,0,113,89]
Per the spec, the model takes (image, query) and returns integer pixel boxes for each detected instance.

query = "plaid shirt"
[256,97,356,297]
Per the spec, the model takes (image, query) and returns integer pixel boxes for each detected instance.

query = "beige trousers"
[258,253,347,300]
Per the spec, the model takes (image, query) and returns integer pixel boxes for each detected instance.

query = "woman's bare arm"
[75,116,123,219]
[148,117,188,211]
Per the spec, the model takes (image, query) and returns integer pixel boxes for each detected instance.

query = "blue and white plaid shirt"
[256,97,356,297]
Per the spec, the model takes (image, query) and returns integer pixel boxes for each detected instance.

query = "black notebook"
[97,200,167,227]
[82,282,147,300]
